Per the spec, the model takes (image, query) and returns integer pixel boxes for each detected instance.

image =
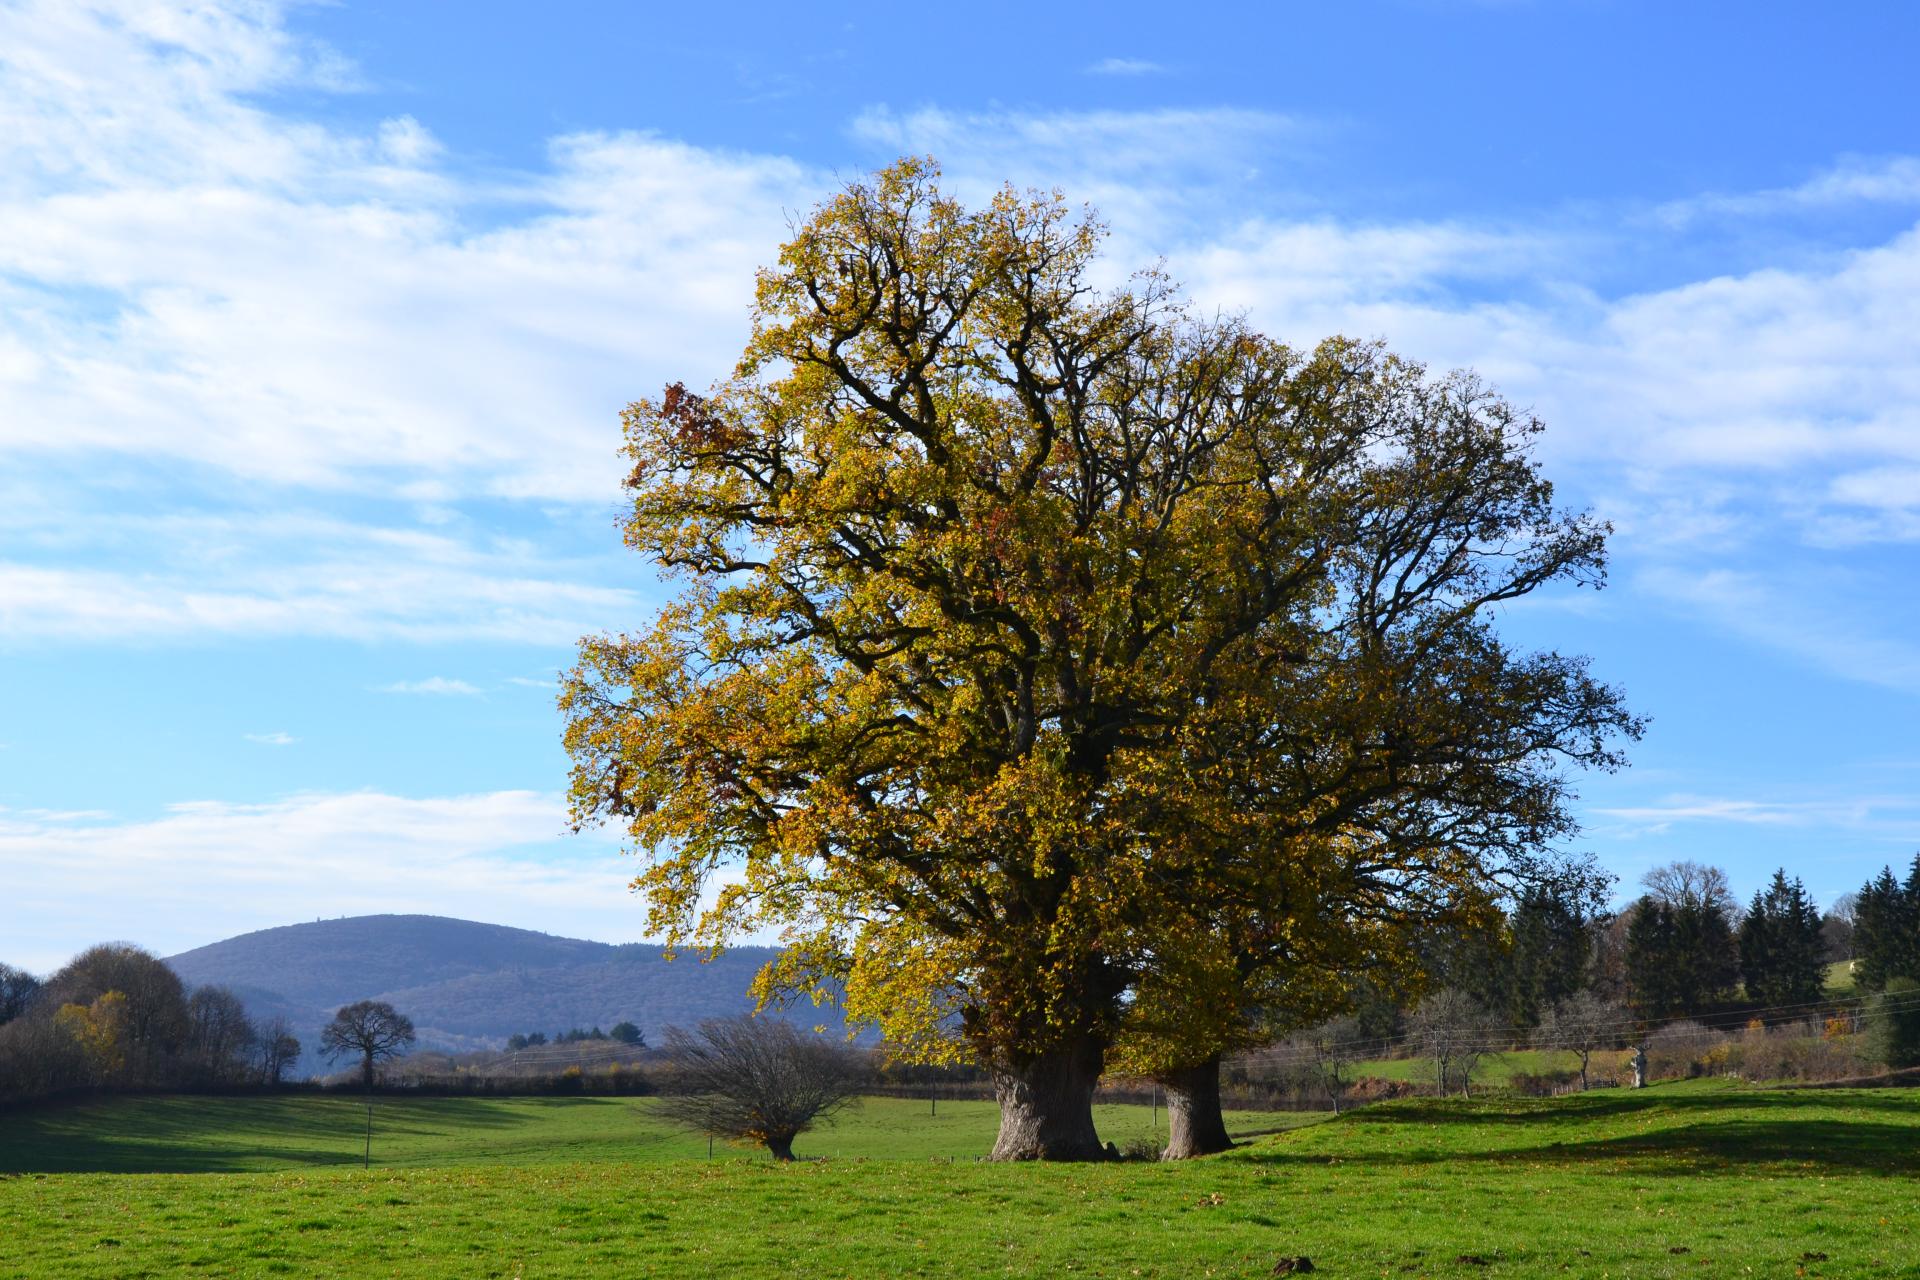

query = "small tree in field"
[1538,990,1627,1090]
[319,1001,414,1088]
[1410,988,1500,1098]
[659,1016,861,1160]
[1302,1017,1365,1115]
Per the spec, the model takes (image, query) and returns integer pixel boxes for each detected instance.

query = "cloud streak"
[0,790,642,973]
[377,678,481,697]
[1085,57,1165,76]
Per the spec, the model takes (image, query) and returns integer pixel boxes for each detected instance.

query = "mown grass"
[4,1083,1918,1278]
[0,1094,1317,1173]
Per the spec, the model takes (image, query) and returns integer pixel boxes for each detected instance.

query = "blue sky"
[2,0,1917,972]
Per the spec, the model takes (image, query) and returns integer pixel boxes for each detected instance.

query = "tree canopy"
[319,1000,415,1089]
[564,159,1639,1159]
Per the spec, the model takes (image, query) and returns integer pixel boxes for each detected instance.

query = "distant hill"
[165,915,833,1076]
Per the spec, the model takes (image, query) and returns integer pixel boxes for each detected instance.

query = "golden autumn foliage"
[54,990,129,1083]
[563,160,1638,1154]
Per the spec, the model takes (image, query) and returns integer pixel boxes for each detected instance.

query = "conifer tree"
[1738,869,1825,1007]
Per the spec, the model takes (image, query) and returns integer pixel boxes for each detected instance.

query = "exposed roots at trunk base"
[1160,1055,1233,1159]
[989,1039,1110,1161]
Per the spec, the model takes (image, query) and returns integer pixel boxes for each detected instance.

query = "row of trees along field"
[1600,855,1920,1017]
[0,945,301,1103]
[560,159,1646,1161]
[1293,853,1920,1102]
[0,944,431,1104]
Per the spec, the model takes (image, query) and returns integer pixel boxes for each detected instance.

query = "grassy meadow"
[0,1094,1317,1173]
[1347,1047,1632,1086]
[4,1084,1918,1277]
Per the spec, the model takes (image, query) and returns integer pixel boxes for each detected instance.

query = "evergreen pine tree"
[1739,869,1824,1007]
[1509,887,1597,1026]
[1626,899,1684,1016]
[1854,862,1920,991]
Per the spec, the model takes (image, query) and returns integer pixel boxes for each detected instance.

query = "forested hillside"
[164,916,831,1073]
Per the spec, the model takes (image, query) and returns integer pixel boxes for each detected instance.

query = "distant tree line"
[7,856,1914,1112]
[0,944,301,1105]
[504,1021,645,1051]
[1400,858,1871,1030]
[1281,854,1920,1099]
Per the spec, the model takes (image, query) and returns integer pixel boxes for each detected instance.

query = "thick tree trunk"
[765,1133,796,1161]
[1160,1056,1233,1159]
[361,1055,375,1090]
[989,1039,1109,1161]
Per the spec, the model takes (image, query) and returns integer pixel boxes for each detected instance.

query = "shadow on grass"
[1236,1089,1920,1175]
[1346,1086,1920,1126]
[1243,1118,1919,1174]
[0,1095,566,1173]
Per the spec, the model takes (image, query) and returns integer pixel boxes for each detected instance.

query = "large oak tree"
[564,160,1638,1160]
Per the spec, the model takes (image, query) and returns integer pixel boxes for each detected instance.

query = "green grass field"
[1349,1047,1632,1086]
[4,1085,1918,1277]
[0,1094,1317,1173]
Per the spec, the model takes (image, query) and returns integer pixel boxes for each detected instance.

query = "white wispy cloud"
[1593,797,1811,827]
[848,104,1305,249]
[378,677,482,696]
[0,789,645,971]
[1637,566,1920,697]
[244,731,296,746]
[0,506,646,645]
[0,4,814,501]
[1659,155,1920,225]
[1085,57,1165,76]
[1588,790,1920,855]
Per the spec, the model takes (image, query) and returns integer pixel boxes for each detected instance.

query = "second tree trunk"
[1159,1055,1232,1159]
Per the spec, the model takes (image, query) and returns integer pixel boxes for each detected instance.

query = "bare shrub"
[1345,1077,1419,1104]
[1643,1020,1727,1080]
[1510,1069,1583,1097]
[659,1016,863,1160]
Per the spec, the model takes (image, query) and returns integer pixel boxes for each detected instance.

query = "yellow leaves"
[564,158,1636,1078]
[55,990,128,1081]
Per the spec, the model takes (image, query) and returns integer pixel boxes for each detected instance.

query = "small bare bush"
[659,1016,863,1160]
[1644,1020,1726,1080]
